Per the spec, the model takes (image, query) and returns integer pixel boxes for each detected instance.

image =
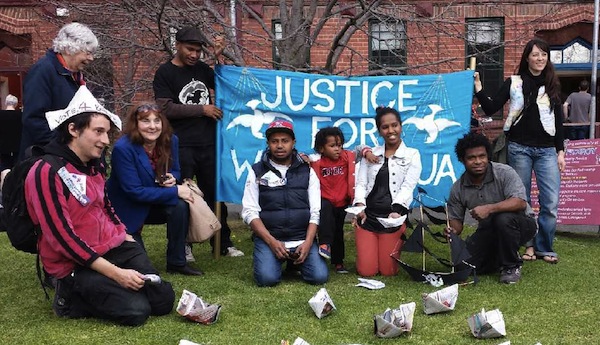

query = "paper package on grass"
[176,289,221,325]
[422,283,458,315]
[467,308,506,338]
[373,302,416,338]
[281,340,367,345]
[179,340,204,345]
[280,338,311,345]
[308,288,336,319]
[355,278,385,290]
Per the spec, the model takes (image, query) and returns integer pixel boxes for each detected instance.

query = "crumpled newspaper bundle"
[280,339,366,345]
[373,302,416,338]
[423,273,444,287]
[308,288,336,319]
[179,340,203,345]
[422,283,458,315]
[281,338,310,345]
[176,289,221,325]
[355,278,385,290]
[467,308,506,338]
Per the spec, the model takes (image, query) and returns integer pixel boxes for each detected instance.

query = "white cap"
[45,85,122,131]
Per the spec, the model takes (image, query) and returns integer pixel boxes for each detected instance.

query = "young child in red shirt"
[307,127,375,273]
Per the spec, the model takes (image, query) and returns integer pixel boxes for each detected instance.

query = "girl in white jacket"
[353,106,422,276]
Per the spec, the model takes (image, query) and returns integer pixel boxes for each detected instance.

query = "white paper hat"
[45,85,122,131]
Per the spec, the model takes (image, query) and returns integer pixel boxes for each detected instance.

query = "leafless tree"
[39,0,565,112]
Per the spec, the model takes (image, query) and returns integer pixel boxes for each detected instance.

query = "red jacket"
[310,150,355,208]
[25,150,126,279]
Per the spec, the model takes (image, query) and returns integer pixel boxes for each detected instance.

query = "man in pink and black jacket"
[25,86,174,326]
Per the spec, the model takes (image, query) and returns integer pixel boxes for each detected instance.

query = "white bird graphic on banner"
[226,99,293,139]
[403,104,460,143]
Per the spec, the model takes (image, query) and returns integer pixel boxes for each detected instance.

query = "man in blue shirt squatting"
[241,120,329,287]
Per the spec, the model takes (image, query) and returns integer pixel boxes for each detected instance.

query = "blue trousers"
[135,199,189,267]
[508,141,560,257]
[253,236,329,287]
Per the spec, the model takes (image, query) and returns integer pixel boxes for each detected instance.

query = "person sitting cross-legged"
[241,120,329,287]
[446,132,537,284]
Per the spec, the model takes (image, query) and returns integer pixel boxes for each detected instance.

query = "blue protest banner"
[215,65,473,208]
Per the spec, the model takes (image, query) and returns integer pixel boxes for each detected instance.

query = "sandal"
[542,255,559,264]
[522,253,536,261]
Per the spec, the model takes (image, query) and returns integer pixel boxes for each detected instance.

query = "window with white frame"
[551,39,593,64]
[272,20,310,69]
[272,20,283,67]
[369,18,407,73]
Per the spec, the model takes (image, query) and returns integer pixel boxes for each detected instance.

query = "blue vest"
[252,152,310,241]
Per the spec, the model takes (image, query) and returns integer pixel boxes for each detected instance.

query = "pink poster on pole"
[531,139,600,225]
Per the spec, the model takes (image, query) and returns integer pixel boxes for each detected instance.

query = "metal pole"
[230,0,237,41]
[214,202,221,259]
[590,0,599,138]
[210,0,236,260]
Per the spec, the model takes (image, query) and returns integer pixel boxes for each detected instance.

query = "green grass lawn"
[1,220,599,345]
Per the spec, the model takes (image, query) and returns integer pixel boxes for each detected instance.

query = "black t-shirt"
[153,61,216,146]
[363,158,400,233]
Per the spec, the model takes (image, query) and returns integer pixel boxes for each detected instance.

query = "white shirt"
[241,159,321,226]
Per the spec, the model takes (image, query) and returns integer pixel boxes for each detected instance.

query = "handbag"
[183,179,221,243]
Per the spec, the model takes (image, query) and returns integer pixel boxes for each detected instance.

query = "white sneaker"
[226,246,244,257]
[185,244,196,262]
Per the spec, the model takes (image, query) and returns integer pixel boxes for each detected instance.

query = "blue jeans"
[508,141,559,257]
[253,237,329,287]
[568,126,589,140]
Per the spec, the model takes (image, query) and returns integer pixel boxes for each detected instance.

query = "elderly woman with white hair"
[4,94,18,110]
[19,22,98,160]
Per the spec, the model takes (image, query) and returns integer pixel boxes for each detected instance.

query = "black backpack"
[1,147,65,253]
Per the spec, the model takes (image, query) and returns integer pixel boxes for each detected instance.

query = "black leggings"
[466,212,537,273]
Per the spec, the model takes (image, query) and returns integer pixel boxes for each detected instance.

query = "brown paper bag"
[184,179,221,243]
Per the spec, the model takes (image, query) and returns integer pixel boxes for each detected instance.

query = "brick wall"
[0,1,596,111]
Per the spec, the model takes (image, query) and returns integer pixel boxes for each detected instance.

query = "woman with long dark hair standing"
[475,38,564,264]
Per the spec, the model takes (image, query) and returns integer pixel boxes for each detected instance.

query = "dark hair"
[454,132,492,162]
[517,38,561,102]
[375,106,401,129]
[55,112,96,144]
[314,127,345,152]
[579,80,590,91]
[123,101,174,178]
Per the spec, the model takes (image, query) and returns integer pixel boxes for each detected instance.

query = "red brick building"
[0,0,597,131]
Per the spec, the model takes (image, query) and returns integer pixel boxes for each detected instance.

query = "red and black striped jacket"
[25,143,125,279]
